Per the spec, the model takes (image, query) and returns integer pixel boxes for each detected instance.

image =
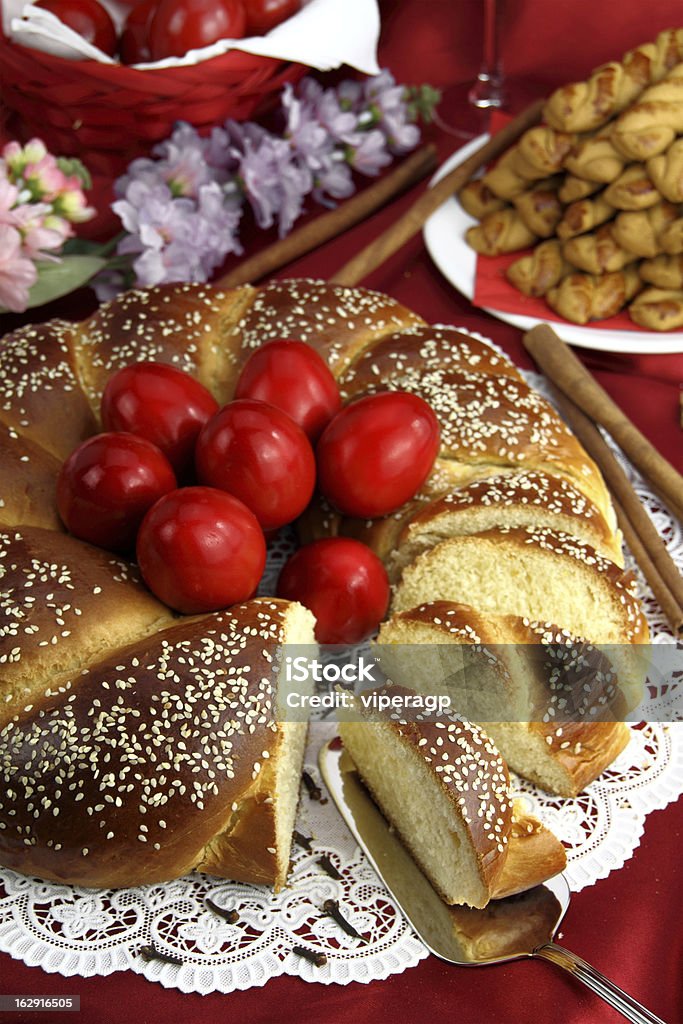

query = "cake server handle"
[533,942,666,1024]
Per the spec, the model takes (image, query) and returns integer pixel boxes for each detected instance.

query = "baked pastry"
[647,139,683,203]
[563,133,626,184]
[603,164,660,210]
[461,31,683,329]
[629,286,683,328]
[611,64,683,160]
[513,181,564,238]
[543,28,683,132]
[465,208,538,256]
[458,178,507,219]
[639,253,683,288]
[556,194,615,241]
[558,174,602,203]
[506,240,572,296]
[546,268,642,324]
[562,224,640,275]
[611,201,680,258]
[659,215,683,254]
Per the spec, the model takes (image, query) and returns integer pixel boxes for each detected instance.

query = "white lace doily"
[1,355,681,993]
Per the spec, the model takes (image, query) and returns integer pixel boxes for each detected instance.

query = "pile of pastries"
[461,28,683,330]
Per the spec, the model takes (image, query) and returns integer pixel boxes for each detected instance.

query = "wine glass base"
[432,81,493,141]
[468,75,507,110]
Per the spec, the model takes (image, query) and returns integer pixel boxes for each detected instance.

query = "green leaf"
[56,157,93,190]
[405,84,442,124]
[62,234,123,258]
[0,255,108,313]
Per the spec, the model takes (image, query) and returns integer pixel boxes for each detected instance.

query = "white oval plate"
[423,134,683,355]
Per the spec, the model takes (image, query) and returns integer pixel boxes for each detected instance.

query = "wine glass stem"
[469,0,506,109]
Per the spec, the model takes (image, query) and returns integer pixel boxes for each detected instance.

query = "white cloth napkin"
[3,0,380,73]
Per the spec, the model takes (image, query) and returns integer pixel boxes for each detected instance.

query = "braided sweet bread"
[460,29,683,329]
[0,279,647,892]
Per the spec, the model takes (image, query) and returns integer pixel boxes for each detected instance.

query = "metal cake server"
[319,738,666,1024]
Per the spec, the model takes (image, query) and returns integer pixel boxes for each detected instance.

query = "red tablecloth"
[1,1,682,1021]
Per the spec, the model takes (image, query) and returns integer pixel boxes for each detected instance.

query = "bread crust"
[0,599,311,888]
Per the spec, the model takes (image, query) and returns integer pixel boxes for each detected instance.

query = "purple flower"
[297,79,360,146]
[114,158,167,200]
[153,122,217,196]
[348,130,392,176]
[203,125,241,176]
[109,69,424,290]
[113,181,199,285]
[193,181,243,276]
[235,128,312,237]
[281,83,353,204]
[363,70,420,154]
[112,176,242,287]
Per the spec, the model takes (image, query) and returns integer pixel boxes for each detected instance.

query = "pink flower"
[0,224,37,312]
[0,175,20,227]
[12,203,68,258]
[2,138,48,176]
[53,184,96,223]
[24,153,69,202]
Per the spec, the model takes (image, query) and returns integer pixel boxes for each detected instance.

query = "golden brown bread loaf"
[391,527,647,646]
[491,803,568,899]
[386,470,623,582]
[0,278,645,891]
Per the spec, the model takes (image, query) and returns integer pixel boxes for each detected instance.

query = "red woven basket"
[0,25,307,180]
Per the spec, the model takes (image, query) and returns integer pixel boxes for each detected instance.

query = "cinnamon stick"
[523,323,683,523]
[215,145,439,289]
[551,388,683,638]
[330,97,544,287]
